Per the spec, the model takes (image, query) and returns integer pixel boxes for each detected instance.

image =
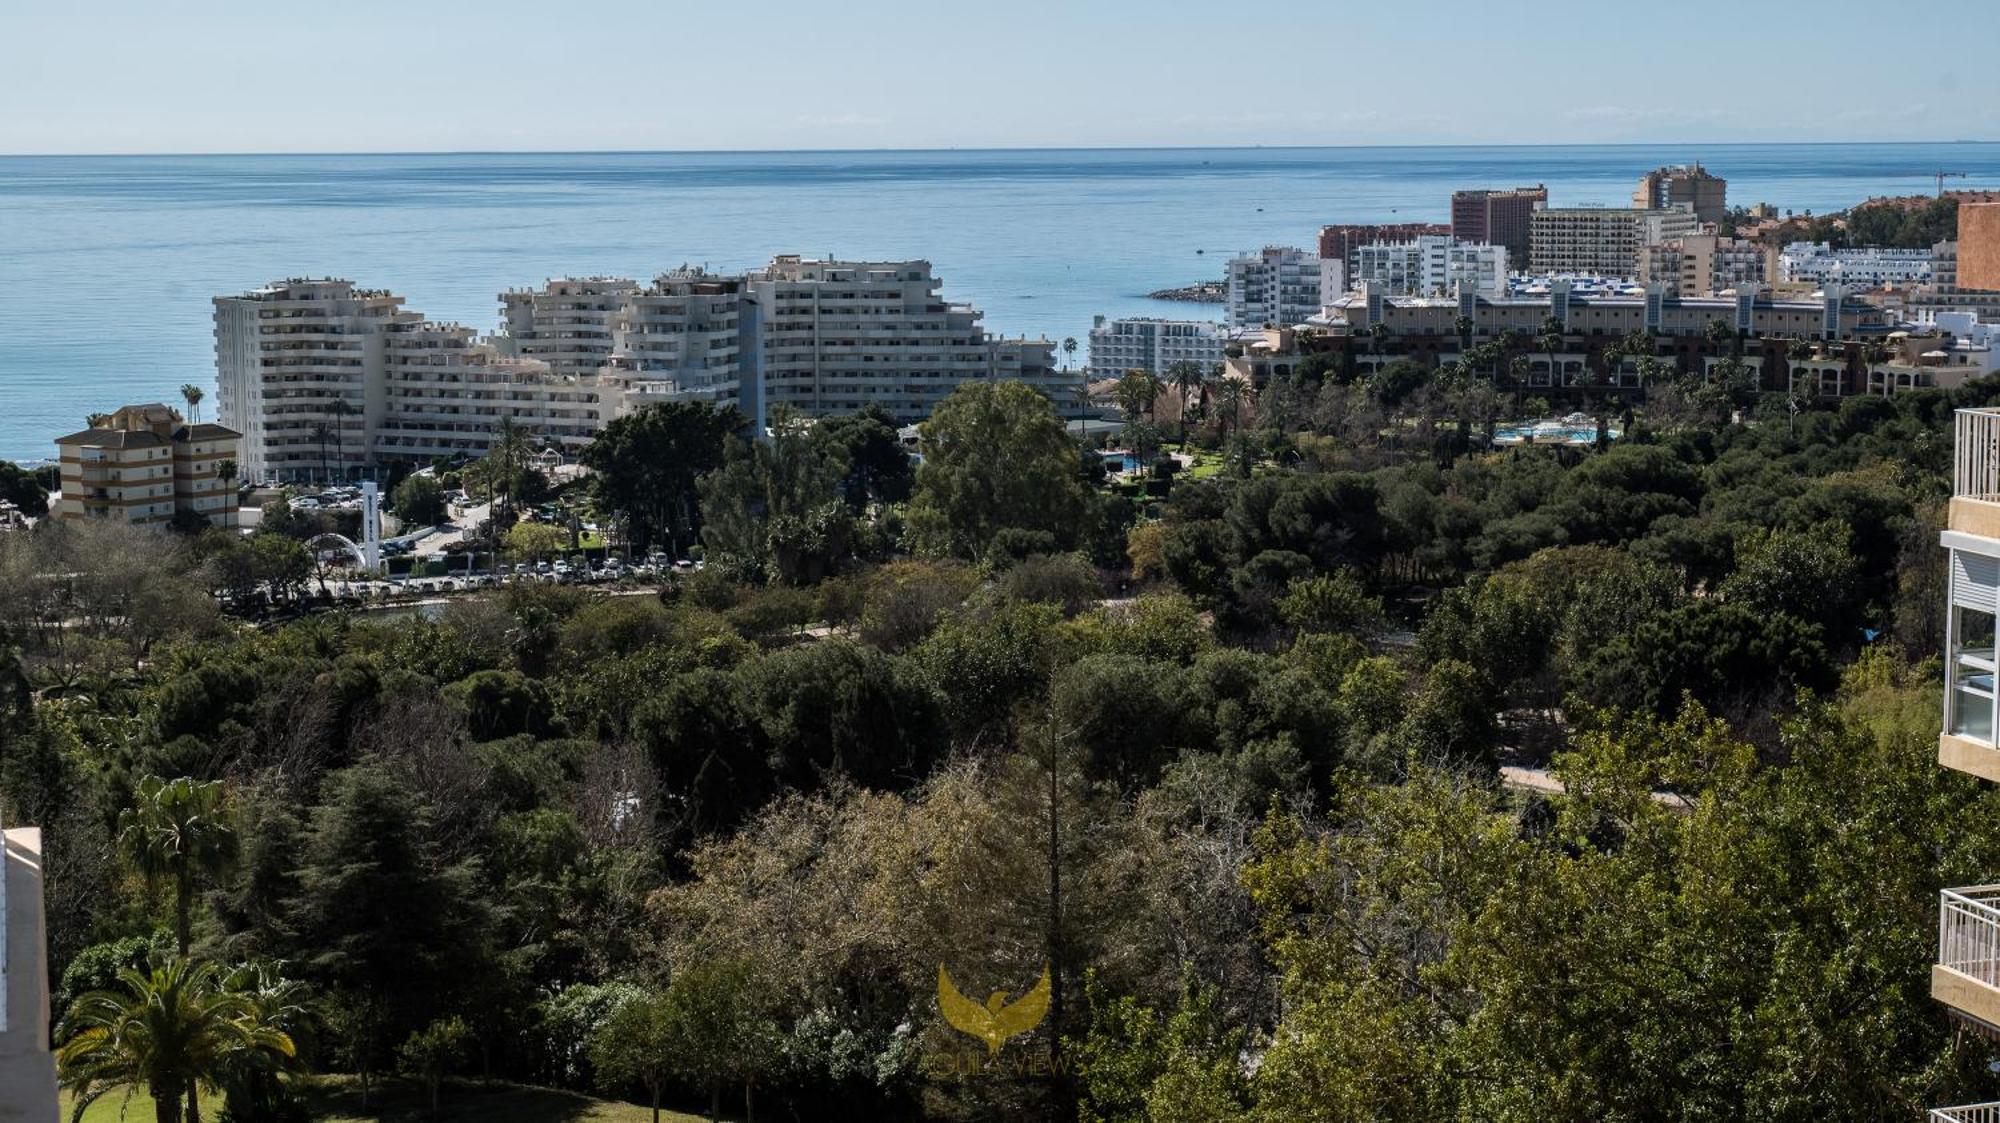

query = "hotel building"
[378,321,607,460]
[1086,316,1229,379]
[53,402,240,527]
[1529,205,1700,277]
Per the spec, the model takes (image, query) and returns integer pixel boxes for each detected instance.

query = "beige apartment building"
[1530,205,1699,276]
[53,403,240,527]
[1638,232,1772,296]
[1632,163,1727,223]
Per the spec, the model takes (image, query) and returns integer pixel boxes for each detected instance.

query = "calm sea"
[4,142,2000,461]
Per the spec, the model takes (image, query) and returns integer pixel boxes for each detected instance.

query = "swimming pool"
[1492,415,1619,446]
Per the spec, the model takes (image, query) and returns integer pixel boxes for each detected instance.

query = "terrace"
[1937,887,2000,1030]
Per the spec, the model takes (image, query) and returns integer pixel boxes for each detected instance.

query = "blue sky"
[6,0,1996,154]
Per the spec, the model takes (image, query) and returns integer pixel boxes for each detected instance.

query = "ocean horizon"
[5,141,2000,461]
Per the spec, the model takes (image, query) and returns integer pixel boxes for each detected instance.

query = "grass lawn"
[63,1078,716,1123]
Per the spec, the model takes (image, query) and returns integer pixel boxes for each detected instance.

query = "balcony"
[1954,409,2000,538]
[1936,888,2000,1028]
[1936,1106,2000,1122]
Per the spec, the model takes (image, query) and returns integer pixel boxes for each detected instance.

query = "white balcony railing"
[1935,1105,2000,1122]
[1956,408,2000,501]
[1941,887,2000,987]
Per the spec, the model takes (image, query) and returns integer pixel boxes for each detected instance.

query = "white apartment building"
[606,270,744,407]
[220,260,1068,478]
[1777,242,1934,286]
[497,277,638,376]
[1225,247,1341,329]
[377,321,607,460]
[214,278,413,484]
[1528,205,1699,276]
[1086,316,1228,379]
[1349,236,1507,297]
[738,256,1067,425]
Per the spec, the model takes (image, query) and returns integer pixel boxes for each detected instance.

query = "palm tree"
[117,776,238,956]
[1214,377,1248,442]
[179,385,205,424]
[323,398,355,482]
[308,423,335,486]
[1060,337,1078,372]
[1453,315,1475,354]
[1165,360,1201,449]
[58,957,298,1123]
[215,459,238,492]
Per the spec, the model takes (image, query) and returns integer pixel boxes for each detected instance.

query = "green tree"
[397,1015,471,1118]
[905,381,1095,560]
[180,384,205,424]
[391,474,448,529]
[286,764,492,1108]
[117,775,238,956]
[660,960,783,1123]
[583,402,741,557]
[588,990,676,1123]
[698,407,854,585]
[57,957,297,1123]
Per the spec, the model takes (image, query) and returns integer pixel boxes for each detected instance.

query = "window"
[1952,549,2000,743]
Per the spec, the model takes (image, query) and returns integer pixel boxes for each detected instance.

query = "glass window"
[1953,604,1997,742]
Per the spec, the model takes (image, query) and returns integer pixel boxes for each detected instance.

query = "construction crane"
[1937,170,1968,196]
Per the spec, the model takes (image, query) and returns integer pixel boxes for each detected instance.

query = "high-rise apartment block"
[1529,205,1700,277]
[1450,185,1547,263]
[213,279,409,485]
[1087,316,1228,379]
[1350,236,1507,297]
[53,402,241,527]
[1225,247,1340,329]
[737,256,1062,423]
[1633,163,1727,223]
[218,260,1060,480]
[1316,223,1451,275]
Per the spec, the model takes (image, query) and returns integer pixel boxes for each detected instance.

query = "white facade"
[739,256,1068,425]
[1778,242,1934,286]
[497,277,638,376]
[1225,246,1340,329]
[1087,316,1227,379]
[1349,236,1507,297]
[220,261,1066,477]
[214,278,411,484]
